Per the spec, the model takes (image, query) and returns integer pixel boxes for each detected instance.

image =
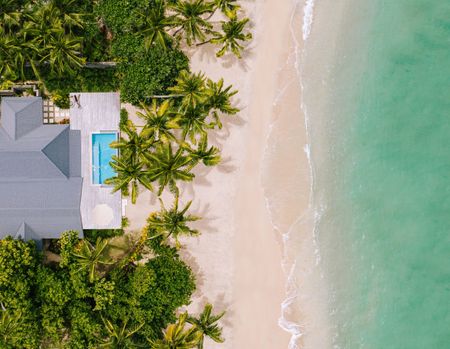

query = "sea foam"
[268,0,320,348]
[302,0,316,41]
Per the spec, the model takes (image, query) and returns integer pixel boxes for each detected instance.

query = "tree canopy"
[0,232,197,348]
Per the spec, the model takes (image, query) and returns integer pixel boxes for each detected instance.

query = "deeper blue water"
[306,1,450,348]
[92,133,117,185]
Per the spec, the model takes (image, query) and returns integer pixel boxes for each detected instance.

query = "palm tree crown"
[177,105,211,143]
[205,78,239,128]
[149,312,201,349]
[147,196,200,248]
[41,31,85,76]
[145,143,195,196]
[110,121,155,162]
[138,0,173,50]
[169,0,214,46]
[211,17,252,58]
[99,317,144,349]
[0,309,22,347]
[106,155,153,204]
[211,0,241,18]
[72,238,115,283]
[137,100,178,144]
[0,31,26,80]
[169,70,207,110]
[184,135,221,167]
[187,304,225,349]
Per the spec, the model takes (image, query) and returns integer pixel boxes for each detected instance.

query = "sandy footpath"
[125,0,307,348]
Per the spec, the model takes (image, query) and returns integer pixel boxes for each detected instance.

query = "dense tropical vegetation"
[0,0,251,347]
[0,224,226,348]
[0,0,251,107]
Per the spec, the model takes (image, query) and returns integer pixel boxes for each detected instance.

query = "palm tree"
[149,313,201,349]
[137,100,178,144]
[184,135,221,167]
[99,317,144,349]
[169,0,213,46]
[169,71,207,110]
[177,105,211,142]
[0,32,25,80]
[72,238,115,283]
[138,0,173,49]
[41,32,85,76]
[205,78,239,128]
[105,155,153,204]
[49,0,84,32]
[210,0,240,18]
[145,143,195,196]
[23,2,63,48]
[187,304,225,349]
[0,308,22,347]
[147,196,200,248]
[0,0,22,33]
[210,17,252,58]
[110,121,155,162]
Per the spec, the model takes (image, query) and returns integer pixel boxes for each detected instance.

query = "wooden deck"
[70,93,122,229]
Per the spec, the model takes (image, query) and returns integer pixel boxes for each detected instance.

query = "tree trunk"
[25,61,117,69]
[146,94,184,99]
[84,62,117,69]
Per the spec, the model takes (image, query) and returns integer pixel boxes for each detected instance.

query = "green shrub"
[95,0,150,35]
[120,108,129,130]
[146,234,178,258]
[44,68,119,108]
[83,228,124,242]
[0,238,40,348]
[111,34,146,60]
[83,20,112,62]
[119,47,189,105]
[140,254,196,337]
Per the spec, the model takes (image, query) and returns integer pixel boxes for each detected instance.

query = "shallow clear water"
[304,1,450,348]
[92,133,117,185]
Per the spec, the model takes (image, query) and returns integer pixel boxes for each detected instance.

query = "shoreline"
[186,0,312,347]
[125,0,322,348]
[261,2,331,348]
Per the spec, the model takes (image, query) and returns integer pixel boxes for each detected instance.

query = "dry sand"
[125,0,314,348]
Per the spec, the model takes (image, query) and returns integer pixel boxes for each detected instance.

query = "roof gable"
[1,98,42,140]
[42,127,70,177]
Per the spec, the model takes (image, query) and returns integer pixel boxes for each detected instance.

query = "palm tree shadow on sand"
[216,155,237,174]
[190,201,218,235]
[178,248,205,297]
[190,36,255,72]
[207,102,246,146]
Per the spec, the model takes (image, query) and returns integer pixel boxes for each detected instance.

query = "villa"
[0,92,122,246]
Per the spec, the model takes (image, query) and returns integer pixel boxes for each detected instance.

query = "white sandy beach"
[125,0,315,348]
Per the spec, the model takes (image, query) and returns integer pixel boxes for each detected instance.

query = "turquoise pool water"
[92,133,117,185]
[303,1,450,347]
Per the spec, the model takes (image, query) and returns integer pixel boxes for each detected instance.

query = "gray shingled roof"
[0,97,83,240]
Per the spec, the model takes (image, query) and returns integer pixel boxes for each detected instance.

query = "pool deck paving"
[70,92,122,230]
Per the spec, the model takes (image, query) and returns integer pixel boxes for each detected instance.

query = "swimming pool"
[92,133,117,185]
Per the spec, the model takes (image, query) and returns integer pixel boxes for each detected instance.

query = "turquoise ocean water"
[303,1,450,347]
